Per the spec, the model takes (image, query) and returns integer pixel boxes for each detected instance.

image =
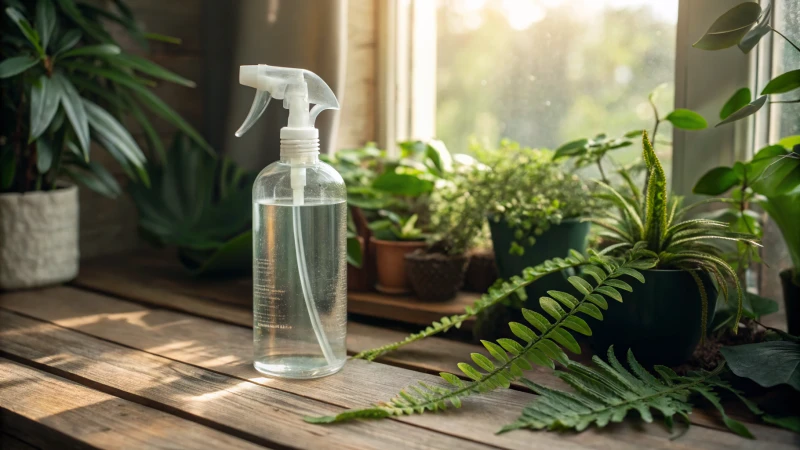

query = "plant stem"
[771,27,800,54]
[596,159,608,184]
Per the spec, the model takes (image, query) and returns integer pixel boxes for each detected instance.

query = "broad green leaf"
[182,230,252,276]
[762,69,800,95]
[347,236,363,268]
[692,3,762,50]
[553,138,588,160]
[6,7,44,56]
[372,172,433,196]
[36,136,54,173]
[779,135,800,150]
[35,0,55,50]
[567,276,592,295]
[60,44,120,59]
[720,341,800,391]
[716,95,767,127]
[114,53,196,88]
[740,292,778,319]
[719,88,751,120]
[763,415,800,433]
[29,74,60,141]
[54,29,81,54]
[83,98,147,177]
[692,166,741,195]
[664,109,707,130]
[738,1,772,54]
[748,145,800,197]
[52,73,90,160]
[424,139,452,175]
[0,55,38,78]
[64,162,122,198]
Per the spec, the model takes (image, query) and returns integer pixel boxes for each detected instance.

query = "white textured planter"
[0,185,79,290]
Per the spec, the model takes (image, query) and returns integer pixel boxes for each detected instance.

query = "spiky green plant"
[502,347,758,438]
[306,246,658,424]
[352,249,589,361]
[589,132,759,335]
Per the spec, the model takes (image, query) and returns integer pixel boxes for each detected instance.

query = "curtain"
[204,0,348,171]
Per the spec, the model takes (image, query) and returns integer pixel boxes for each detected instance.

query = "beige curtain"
[205,0,348,171]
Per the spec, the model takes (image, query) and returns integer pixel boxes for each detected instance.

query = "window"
[435,0,680,177]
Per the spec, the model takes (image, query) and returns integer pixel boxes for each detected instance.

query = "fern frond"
[499,348,754,438]
[306,251,658,424]
[352,250,588,361]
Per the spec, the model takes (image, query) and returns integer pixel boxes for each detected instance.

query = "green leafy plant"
[129,134,253,275]
[369,211,425,241]
[1,0,209,196]
[721,339,800,392]
[308,246,658,423]
[469,140,598,256]
[502,347,756,438]
[693,129,800,287]
[590,132,759,336]
[693,2,798,126]
[553,86,707,185]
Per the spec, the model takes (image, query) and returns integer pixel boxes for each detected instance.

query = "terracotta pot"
[405,250,469,302]
[370,237,426,294]
[347,236,370,292]
[464,249,498,293]
[0,184,79,289]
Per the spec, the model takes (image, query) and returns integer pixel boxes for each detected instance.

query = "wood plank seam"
[0,308,505,450]
[64,282,766,437]
[0,346,288,450]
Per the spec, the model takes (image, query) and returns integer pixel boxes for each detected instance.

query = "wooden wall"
[80,0,378,259]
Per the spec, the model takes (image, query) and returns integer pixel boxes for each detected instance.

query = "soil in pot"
[489,218,589,310]
[405,249,469,302]
[781,269,800,336]
[590,269,716,367]
[370,237,427,294]
[464,249,498,293]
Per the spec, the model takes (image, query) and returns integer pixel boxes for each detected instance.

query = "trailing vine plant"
[307,245,659,423]
[352,249,589,361]
[502,347,757,438]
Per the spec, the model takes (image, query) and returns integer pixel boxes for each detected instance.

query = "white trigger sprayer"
[235,64,340,367]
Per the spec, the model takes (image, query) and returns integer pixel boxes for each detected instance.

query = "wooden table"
[1,252,798,449]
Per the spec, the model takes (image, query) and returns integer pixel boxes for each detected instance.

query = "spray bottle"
[235,64,347,379]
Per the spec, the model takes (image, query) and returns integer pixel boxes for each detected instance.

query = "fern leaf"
[305,251,657,424]
[499,348,752,438]
[352,251,588,361]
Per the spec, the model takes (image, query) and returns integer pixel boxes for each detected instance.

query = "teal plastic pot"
[489,218,590,302]
[590,269,716,367]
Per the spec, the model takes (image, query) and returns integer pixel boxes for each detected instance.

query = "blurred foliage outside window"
[436,0,679,177]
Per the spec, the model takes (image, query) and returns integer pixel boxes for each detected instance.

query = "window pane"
[774,2,800,138]
[436,0,679,173]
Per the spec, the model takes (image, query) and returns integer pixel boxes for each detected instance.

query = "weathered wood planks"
[0,358,265,450]
[3,287,797,450]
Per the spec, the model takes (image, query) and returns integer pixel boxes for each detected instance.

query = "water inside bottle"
[252,199,347,378]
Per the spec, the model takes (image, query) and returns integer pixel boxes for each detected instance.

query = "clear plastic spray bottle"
[235,64,347,379]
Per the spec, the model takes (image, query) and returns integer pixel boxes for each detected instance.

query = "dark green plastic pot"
[590,269,716,367]
[781,269,800,336]
[489,218,590,302]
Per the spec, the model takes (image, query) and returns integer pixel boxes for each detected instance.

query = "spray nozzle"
[235,64,339,137]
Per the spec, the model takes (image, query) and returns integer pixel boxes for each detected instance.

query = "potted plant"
[0,0,206,289]
[690,1,799,334]
[369,212,427,294]
[472,141,598,302]
[693,143,800,334]
[588,132,758,365]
